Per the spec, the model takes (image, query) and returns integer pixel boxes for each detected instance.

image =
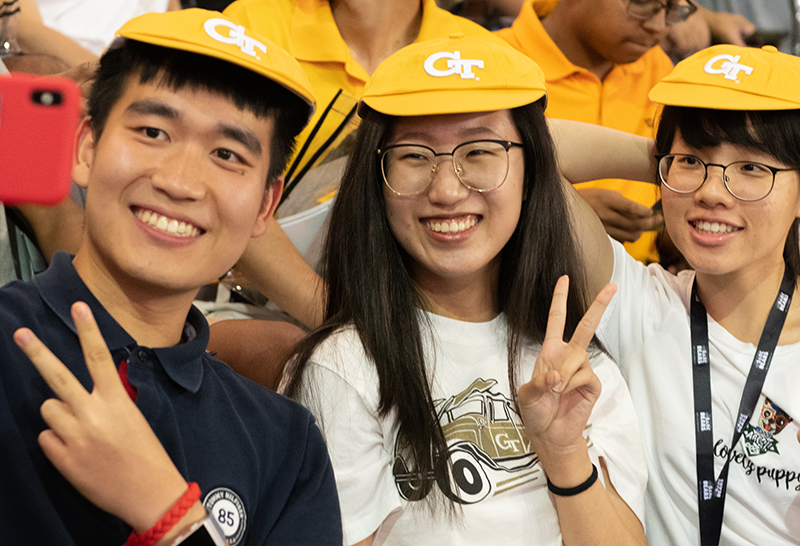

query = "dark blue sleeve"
[264,417,342,546]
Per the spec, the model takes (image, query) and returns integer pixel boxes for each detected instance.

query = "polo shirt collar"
[290,0,463,82]
[290,0,367,81]
[416,0,469,42]
[152,307,209,394]
[33,252,210,393]
[508,2,579,81]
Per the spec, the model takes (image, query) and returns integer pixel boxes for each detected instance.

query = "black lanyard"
[690,265,794,546]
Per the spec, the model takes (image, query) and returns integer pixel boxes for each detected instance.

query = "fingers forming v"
[569,283,617,351]
[13,302,123,415]
[544,276,570,345]
[13,327,88,410]
[71,302,124,396]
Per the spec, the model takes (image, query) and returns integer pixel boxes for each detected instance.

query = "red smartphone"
[0,73,81,205]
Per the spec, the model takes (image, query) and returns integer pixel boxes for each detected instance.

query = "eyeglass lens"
[627,0,694,24]
[381,141,511,195]
[658,154,776,201]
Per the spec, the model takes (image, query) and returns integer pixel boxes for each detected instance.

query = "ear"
[250,175,284,238]
[72,117,96,189]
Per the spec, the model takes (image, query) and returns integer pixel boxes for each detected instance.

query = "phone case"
[0,73,81,205]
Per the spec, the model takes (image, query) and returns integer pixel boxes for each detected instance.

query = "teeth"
[135,208,201,238]
[427,217,477,234]
[694,221,736,234]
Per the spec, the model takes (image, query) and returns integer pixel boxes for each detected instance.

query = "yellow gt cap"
[109,9,315,119]
[649,44,800,111]
[360,34,547,117]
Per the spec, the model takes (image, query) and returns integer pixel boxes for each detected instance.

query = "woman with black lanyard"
[569,44,800,545]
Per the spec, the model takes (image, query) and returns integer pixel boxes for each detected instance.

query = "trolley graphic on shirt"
[393,378,542,504]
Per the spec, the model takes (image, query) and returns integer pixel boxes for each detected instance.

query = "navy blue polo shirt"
[0,253,342,546]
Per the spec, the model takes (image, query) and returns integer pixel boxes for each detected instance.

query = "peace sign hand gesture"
[518,276,617,466]
[13,302,199,536]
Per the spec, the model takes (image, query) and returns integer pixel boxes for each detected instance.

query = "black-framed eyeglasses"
[377,139,523,196]
[626,0,697,25]
[656,153,800,202]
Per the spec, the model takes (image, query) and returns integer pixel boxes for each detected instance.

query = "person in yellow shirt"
[497,0,695,263]
[224,0,491,191]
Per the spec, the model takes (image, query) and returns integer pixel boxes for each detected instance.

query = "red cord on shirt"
[123,482,201,546]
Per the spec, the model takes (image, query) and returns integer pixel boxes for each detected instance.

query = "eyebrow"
[217,123,262,158]
[125,100,262,157]
[392,126,503,144]
[460,126,503,139]
[125,99,180,120]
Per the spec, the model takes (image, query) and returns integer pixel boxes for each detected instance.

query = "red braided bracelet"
[123,482,201,546]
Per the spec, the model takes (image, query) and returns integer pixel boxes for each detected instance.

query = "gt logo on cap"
[204,18,266,59]
[424,51,484,80]
[704,54,753,83]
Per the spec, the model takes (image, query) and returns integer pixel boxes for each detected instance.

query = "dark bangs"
[88,40,309,183]
[655,106,800,168]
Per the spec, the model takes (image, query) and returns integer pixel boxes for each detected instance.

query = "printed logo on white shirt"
[703,54,754,83]
[714,397,799,491]
[424,51,484,80]
[393,377,540,505]
[204,18,267,59]
[741,397,794,458]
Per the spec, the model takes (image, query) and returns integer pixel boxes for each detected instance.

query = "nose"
[695,164,734,206]
[641,7,668,33]
[151,145,207,201]
[426,157,471,205]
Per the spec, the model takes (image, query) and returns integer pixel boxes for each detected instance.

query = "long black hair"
[655,106,800,278]
[285,98,595,506]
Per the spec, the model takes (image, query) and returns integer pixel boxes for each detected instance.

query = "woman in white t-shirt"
[571,44,800,545]
[282,35,648,546]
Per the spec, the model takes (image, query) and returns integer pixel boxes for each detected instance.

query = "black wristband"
[546,463,598,496]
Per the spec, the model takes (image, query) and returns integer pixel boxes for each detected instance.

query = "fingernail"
[13,328,32,346]
[72,302,89,319]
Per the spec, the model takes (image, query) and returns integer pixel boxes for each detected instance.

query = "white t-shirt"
[300,311,647,545]
[35,0,170,55]
[599,240,800,546]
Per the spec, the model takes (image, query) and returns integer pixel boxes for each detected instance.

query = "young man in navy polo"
[0,9,341,546]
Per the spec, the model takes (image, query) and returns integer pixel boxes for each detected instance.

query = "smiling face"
[383,110,525,310]
[662,135,800,282]
[72,74,279,298]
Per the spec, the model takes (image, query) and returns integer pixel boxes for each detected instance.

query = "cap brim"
[361,88,547,117]
[116,32,315,117]
[649,80,800,111]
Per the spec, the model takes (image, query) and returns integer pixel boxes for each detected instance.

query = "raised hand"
[519,276,616,460]
[13,302,194,535]
[577,187,662,243]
